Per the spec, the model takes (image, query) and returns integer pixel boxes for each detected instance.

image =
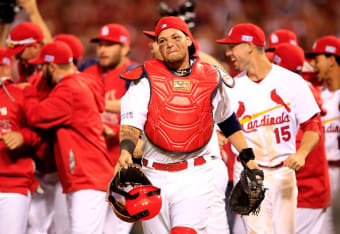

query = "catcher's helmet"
[107,164,162,222]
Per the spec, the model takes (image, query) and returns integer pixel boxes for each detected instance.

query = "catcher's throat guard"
[107,164,162,222]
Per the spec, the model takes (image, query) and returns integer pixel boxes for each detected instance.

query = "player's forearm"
[296,130,320,159]
[119,125,141,155]
[19,0,52,43]
[105,100,121,113]
[0,24,9,47]
[227,130,248,153]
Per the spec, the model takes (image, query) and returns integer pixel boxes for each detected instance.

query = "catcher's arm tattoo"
[119,125,141,155]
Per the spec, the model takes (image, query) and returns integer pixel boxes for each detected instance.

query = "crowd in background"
[11,0,340,65]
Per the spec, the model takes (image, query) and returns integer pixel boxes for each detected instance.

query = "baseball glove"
[229,163,266,216]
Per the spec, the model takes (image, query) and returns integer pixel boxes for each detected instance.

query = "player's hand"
[283,153,306,171]
[0,131,24,150]
[216,130,228,151]
[17,0,38,14]
[115,150,133,173]
[246,159,260,170]
[103,124,116,138]
[17,82,31,89]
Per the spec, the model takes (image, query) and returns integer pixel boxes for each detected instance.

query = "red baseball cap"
[29,41,73,64]
[0,48,13,67]
[305,35,340,57]
[143,31,156,39]
[152,16,196,56]
[216,23,265,47]
[6,22,44,56]
[267,29,298,51]
[54,34,84,60]
[273,43,305,73]
[90,24,130,46]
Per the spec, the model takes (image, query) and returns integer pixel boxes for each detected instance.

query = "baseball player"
[19,41,114,233]
[273,43,332,234]
[83,23,137,234]
[307,35,340,234]
[265,29,298,63]
[0,47,42,234]
[26,34,86,234]
[116,16,259,234]
[216,23,321,234]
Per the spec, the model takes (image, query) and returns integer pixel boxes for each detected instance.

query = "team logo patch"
[325,45,336,53]
[271,34,278,44]
[121,112,134,120]
[44,55,54,62]
[290,39,297,45]
[241,35,253,42]
[161,24,167,29]
[221,72,234,87]
[173,78,191,91]
[2,57,10,65]
[120,36,127,43]
[228,27,233,36]
[101,26,109,36]
[274,55,282,64]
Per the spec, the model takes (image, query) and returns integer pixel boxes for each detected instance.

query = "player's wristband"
[120,139,136,155]
[239,148,255,165]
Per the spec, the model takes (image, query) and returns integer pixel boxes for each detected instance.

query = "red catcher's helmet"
[107,164,162,222]
[125,185,162,220]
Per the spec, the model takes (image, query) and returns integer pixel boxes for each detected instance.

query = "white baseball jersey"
[120,73,234,163]
[229,64,320,166]
[321,88,340,161]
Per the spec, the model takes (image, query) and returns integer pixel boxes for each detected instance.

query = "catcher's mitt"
[229,163,266,216]
[107,164,162,222]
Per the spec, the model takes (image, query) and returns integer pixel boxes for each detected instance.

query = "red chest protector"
[121,59,220,153]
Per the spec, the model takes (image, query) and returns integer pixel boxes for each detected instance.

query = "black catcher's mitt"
[229,162,266,216]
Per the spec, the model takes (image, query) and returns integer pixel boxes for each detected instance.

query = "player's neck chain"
[171,67,192,77]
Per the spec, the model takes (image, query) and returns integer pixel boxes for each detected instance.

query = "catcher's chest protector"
[143,59,219,153]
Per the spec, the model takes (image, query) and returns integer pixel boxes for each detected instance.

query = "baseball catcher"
[229,148,266,216]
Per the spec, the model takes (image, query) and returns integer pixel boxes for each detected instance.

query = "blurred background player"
[83,23,136,234]
[272,42,332,234]
[20,41,114,233]
[306,35,340,234]
[0,47,42,234]
[217,23,321,234]
[1,0,52,83]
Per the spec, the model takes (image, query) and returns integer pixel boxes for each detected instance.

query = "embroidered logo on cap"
[120,36,127,43]
[45,55,54,62]
[68,57,73,63]
[325,45,336,53]
[271,34,279,44]
[274,55,282,64]
[228,27,233,36]
[2,58,10,65]
[290,40,297,45]
[101,26,109,36]
[161,24,167,29]
[242,35,253,42]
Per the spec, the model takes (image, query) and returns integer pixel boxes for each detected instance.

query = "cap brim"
[216,38,241,44]
[5,45,27,56]
[90,36,120,43]
[29,57,44,64]
[143,31,156,40]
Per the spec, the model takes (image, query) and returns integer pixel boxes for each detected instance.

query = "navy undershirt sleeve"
[217,112,242,138]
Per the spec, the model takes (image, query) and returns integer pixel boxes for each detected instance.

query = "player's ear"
[186,36,193,48]
[121,44,130,57]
